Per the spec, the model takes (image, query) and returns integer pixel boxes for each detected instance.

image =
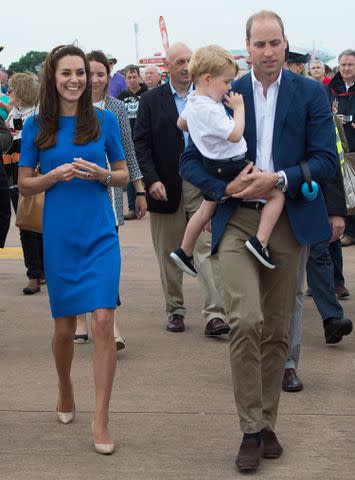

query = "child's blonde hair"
[188,45,237,84]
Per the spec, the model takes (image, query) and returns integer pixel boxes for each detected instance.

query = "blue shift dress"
[19,109,125,318]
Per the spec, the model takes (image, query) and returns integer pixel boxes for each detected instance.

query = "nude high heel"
[91,420,115,455]
[56,385,75,424]
[56,405,75,424]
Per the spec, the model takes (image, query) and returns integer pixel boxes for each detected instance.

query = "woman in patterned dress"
[74,50,147,350]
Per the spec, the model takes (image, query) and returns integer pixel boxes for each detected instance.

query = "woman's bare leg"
[91,308,116,444]
[52,315,76,412]
[113,310,119,338]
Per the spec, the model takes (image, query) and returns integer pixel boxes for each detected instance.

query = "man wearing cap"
[286,50,310,76]
[107,54,128,98]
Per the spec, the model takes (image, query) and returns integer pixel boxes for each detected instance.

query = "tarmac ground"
[0,213,354,480]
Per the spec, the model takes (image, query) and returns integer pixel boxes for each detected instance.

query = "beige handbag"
[15,171,44,233]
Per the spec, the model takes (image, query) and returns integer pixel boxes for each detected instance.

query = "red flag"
[159,16,170,53]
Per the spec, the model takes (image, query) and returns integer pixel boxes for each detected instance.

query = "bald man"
[135,42,226,335]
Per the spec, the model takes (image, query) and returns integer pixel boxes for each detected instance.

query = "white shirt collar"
[169,81,193,98]
[251,68,283,89]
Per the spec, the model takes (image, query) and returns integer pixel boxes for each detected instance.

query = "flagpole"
[134,23,139,64]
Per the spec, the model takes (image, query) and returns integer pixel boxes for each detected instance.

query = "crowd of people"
[0,8,354,473]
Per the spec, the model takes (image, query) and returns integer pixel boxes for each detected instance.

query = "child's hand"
[224,92,244,111]
[177,116,189,132]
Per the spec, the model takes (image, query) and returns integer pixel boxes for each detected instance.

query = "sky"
[2,0,354,70]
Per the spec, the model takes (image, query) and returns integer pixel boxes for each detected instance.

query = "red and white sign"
[139,57,166,65]
[159,16,170,53]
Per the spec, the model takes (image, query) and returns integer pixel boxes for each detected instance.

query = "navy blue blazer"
[180,69,338,253]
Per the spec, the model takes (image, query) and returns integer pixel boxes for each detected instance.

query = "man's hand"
[149,181,168,201]
[231,170,278,200]
[225,162,254,197]
[329,215,345,243]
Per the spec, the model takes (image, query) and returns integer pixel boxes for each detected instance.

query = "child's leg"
[256,189,285,246]
[181,200,217,256]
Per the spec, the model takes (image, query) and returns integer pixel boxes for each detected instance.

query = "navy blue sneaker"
[170,248,198,277]
[245,236,276,269]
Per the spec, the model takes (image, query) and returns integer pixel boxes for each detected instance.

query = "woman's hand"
[72,157,106,182]
[135,195,147,219]
[53,163,76,182]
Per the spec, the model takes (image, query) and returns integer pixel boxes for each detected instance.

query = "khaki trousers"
[217,206,301,433]
[149,181,225,322]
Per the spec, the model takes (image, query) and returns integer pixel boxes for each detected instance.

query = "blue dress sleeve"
[18,116,40,169]
[104,110,125,164]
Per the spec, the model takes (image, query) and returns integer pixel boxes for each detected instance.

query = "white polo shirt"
[181,92,247,159]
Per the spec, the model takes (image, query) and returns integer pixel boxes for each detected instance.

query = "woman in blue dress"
[18,45,128,455]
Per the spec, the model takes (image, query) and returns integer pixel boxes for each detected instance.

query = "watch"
[104,173,112,185]
[275,171,285,191]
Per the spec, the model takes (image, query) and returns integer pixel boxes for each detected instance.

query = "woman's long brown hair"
[35,45,100,149]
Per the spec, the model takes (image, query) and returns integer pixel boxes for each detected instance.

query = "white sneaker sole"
[245,241,276,270]
[73,337,89,344]
[169,252,198,277]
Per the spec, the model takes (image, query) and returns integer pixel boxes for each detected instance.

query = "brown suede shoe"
[261,428,283,459]
[23,278,41,295]
[235,437,261,472]
[166,314,185,332]
[204,317,230,336]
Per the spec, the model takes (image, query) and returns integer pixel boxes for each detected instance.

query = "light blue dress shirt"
[169,81,193,147]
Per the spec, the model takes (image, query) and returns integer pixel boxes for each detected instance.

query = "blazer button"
[218,168,222,174]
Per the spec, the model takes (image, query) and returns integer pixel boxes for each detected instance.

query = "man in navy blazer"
[180,10,337,473]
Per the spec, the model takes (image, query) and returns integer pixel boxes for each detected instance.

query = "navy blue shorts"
[201,154,249,201]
